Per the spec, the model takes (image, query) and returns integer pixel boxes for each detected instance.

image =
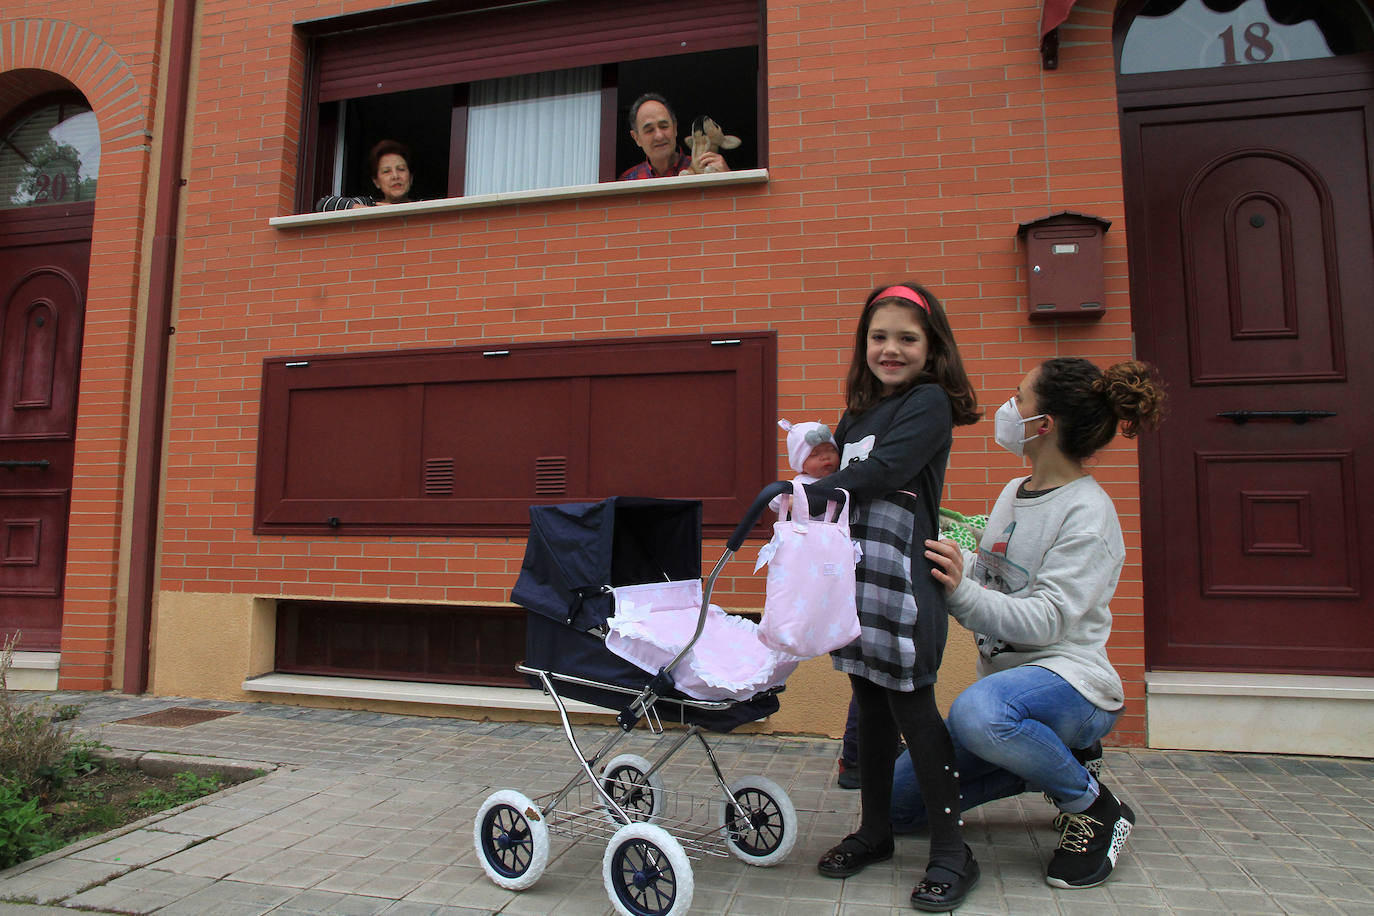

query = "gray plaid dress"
[821,385,952,691]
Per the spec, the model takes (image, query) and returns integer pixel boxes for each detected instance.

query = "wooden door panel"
[0,268,85,438]
[1182,151,1344,382]
[586,371,738,496]
[1194,452,1357,598]
[1128,92,1374,674]
[0,490,68,592]
[424,377,582,499]
[283,384,415,499]
[0,230,89,652]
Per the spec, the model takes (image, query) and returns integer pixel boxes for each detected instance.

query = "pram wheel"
[717,775,798,866]
[602,822,694,916]
[600,753,665,823]
[473,789,550,890]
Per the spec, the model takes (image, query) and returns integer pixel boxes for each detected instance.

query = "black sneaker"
[836,759,861,790]
[1045,784,1134,889]
[1075,740,1104,778]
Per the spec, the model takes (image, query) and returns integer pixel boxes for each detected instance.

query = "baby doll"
[770,419,840,513]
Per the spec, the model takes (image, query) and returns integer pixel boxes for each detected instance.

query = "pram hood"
[511,497,702,631]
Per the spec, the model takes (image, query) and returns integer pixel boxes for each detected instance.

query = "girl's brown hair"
[1033,357,1167,462]
[843,282,980,425]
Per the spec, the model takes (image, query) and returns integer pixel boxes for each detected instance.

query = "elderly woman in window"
[316,139,415,211]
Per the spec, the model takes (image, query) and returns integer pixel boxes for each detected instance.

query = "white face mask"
[993,396,1046,456]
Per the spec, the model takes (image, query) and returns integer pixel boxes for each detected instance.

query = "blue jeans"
[892,665,1118,832]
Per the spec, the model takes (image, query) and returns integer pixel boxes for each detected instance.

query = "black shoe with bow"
[817,832,894,878]
[910,845,980,912]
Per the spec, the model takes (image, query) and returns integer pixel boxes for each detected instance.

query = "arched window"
[1120,0,1374,74]
[0,96,99,209]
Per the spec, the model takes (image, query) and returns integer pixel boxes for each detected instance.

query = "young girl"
[907,357,1165,890]
[813,283,981,912]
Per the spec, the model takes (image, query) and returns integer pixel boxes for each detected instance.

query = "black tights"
[850,674,967,872]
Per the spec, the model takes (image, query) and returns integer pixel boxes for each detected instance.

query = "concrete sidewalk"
[1,691,1371,915]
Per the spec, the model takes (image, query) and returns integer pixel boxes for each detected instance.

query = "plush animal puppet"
[685,116,741,174]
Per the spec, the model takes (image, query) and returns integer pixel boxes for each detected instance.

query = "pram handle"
[726,481,849,551]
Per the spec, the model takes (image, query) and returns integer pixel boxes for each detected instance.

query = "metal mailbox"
[1017,211,1111,320]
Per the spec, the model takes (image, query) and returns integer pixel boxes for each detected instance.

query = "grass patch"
[0,634,258,867]
[42,762,250,846]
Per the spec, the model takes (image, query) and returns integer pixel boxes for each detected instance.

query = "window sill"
[270,168,769,229]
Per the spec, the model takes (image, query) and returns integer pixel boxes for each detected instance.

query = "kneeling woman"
[898,357,1165,890]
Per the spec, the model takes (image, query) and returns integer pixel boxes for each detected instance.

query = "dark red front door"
[1124,90,1374,675]
[0,204,91,651]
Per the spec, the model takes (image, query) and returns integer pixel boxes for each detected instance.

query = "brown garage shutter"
[253,331,777,537]
[315,0,762,103]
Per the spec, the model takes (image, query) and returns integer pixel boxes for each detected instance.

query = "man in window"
[619,93,729,180]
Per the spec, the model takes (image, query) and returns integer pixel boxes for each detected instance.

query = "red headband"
[874,285,931,314]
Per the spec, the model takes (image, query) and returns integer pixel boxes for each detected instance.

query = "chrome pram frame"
[474,482,846,916]
[516,665,777,860]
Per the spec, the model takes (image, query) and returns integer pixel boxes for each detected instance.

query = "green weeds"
[0,634,244,867]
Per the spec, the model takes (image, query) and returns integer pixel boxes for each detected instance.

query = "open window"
[295,0,763,211]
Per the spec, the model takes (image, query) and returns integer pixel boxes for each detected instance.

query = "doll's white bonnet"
[778,419,836,473]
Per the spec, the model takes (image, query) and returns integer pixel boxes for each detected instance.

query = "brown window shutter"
[315,0,761,103]
[253,332,777,537]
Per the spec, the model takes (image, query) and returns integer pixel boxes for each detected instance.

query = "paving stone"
[0,693,1365,916]
[68,827,198,867]
[272,888,391,914]
[151,877,295,915]
[63,883,180,913]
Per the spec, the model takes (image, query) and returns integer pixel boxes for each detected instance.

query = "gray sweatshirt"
[946,474,1126,711]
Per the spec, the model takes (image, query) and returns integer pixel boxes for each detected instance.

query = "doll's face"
[802,442,839,477]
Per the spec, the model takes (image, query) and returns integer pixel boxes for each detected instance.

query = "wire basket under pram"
[473,483,842,916]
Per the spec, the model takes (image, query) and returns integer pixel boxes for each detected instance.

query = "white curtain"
[465,66,600,196]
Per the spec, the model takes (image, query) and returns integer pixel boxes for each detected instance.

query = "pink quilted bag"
[754,480,861,658]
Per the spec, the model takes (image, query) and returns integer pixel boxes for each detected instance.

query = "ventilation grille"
[424,458,455,496]
[535,456,568,495]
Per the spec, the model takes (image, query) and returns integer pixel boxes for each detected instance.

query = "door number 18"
[1218,22,1275,65]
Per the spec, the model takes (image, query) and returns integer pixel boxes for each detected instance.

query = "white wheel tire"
[473,789,550,890]
[600,753,665,823]
[602,822,694,916]
[717,775,798,866]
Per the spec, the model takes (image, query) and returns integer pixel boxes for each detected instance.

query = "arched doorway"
[1116,2,1374,682]
[0,86,97,654]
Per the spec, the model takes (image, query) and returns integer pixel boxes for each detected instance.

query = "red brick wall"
[1,11,162,690]
[14,0,1144,743]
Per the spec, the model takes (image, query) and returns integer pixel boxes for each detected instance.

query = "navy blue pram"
[512,496,780,732]
[479,484,841,915]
